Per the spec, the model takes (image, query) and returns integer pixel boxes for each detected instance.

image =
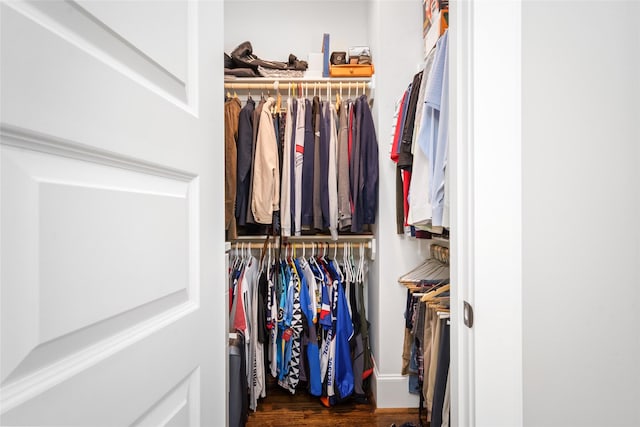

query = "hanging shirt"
[328,104,339,239]
[358,96,379,228]
[252,97,280,224]
[337,100,352,230]
[296,257,322,396]
[250,267,266,410]
[289,99,298,233]
[422,30,449,227]
[236,98,255,227]
[319,102,331,229]
[390,91,407,160]
[224,98,241,236]
[301,98,315,227]
[412,60,432,155]
[312,96,323,230]
[267,266,279,378]
[408,48,437,226]
[431,31,450,228]
[398,71,424,170]
[280,99,293,236]
[326,260,354,402]
[239,257,258,407]
[294,101,306,235]
[246,98,265,225]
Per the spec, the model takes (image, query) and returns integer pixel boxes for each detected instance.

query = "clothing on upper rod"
[225,87,379,241]
[390,29,450,240]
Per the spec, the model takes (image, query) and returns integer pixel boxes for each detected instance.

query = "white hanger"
[357,243,365,283]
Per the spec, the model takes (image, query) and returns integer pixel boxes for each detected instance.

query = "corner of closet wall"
[367,0,429,409]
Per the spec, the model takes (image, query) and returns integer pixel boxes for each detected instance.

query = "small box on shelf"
[329,64,375,78]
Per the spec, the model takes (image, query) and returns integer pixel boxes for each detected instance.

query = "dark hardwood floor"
[246,379,422,427]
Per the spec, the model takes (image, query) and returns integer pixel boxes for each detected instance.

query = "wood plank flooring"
[246,379,422,427]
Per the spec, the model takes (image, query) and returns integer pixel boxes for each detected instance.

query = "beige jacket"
[251,97,280,224]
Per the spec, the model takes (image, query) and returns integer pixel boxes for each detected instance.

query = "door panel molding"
[130,367,201,427]
[0,125,201,413]
[0,125,196,181]
[0,298,198,414]
[2,1,199,114]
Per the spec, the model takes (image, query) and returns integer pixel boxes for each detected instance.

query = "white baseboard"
[372,368,420,409]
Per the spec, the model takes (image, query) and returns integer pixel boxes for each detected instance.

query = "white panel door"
[0,1,225,425]
[450,0,523,426]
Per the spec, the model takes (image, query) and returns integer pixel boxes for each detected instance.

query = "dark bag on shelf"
[330,51,347,65]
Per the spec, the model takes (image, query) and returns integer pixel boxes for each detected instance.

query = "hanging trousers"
[430,320,450,427]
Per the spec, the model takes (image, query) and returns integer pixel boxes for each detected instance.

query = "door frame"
[450,0,523,425]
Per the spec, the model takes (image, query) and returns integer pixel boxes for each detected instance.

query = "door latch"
[463,301,474,328]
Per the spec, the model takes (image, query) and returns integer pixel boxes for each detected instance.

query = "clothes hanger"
[398,257,449,285]
[356,242,365,283]
[421,284,451,302]
[342,242,350,283]
[333,243,345,283]
[309,242,326,284]
[238,243,245,269]
[321,242,328,263]
[232,242,240,271]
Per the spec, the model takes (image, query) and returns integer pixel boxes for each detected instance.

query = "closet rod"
[230,235,376,259]
[231,241,372,250]
[223,81,371,91]
[231,241,375,260]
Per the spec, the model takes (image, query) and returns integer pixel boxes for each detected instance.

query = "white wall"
[224,0,369,64]
[367,0,428,408]
[522,1,640,425]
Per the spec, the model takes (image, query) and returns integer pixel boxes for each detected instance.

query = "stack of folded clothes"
[224,41,308,78]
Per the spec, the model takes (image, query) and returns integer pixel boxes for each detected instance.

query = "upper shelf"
[224,76,375,91]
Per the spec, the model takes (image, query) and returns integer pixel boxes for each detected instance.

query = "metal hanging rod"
[224,80,371,91]
[230,241,372,250]
[231,235,374,243]
[229,235,376,259]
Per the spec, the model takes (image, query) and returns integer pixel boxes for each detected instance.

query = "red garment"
[390,90,408,163]
[402,169,411,226]
[232,270,247,331]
